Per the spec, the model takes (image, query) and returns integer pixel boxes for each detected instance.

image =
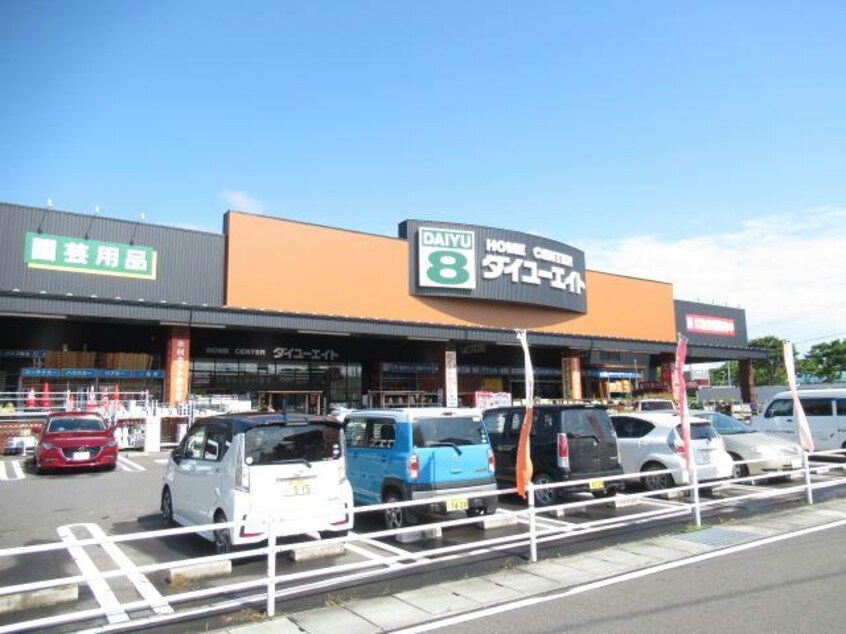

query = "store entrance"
[258,390,323,415]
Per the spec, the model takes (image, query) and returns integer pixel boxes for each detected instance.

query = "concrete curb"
[166,560,232,584]
[0,584,78,614]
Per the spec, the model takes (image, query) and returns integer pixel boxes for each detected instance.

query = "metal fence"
[1,450,845,633]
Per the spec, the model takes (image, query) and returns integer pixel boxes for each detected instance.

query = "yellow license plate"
[589,479,605,491]
[284,479,312,496]
[446,498,469,511]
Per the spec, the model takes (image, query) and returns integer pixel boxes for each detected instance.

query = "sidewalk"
[221,496,846,634]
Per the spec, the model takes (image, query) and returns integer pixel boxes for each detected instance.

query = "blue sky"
[2,1,845,350]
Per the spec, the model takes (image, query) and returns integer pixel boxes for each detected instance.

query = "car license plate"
[446,498,469,511]
[589,479,604,491]
[283,479,312,496]
[697,450,712,465]
[72,451,90,461]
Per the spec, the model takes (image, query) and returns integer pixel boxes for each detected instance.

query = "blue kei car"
[343,407,498,529]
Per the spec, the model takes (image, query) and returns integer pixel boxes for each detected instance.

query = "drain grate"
[674,527,758,547]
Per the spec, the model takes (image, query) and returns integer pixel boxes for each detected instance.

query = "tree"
[709,360,738,386]
[748,336,793,386]
[800,339,846,383]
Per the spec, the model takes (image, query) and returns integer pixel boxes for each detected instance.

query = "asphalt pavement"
[218,499,846,634]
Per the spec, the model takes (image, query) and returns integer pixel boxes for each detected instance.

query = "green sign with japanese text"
[24,232,158,280]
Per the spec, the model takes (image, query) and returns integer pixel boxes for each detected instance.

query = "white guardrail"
[1,450,845,633]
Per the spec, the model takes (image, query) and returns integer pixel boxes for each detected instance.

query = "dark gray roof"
[0,289,767,361]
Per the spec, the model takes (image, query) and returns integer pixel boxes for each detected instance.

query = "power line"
[794,331,846,345]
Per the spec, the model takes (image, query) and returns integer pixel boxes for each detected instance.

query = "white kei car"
[610,412,734,491]
[162,412,354,554]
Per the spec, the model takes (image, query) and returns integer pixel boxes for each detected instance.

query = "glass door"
[259,390,323,415]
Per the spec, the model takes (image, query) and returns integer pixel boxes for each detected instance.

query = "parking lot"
[2,451,846,633]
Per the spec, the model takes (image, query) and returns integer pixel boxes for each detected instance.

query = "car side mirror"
[170,447,182,464]
[31,424,43,435]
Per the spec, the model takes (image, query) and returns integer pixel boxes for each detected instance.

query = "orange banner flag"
[515,330,535,499]
[516,406,534,499]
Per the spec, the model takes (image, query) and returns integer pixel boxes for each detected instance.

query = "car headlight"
[39,441,55,450]
[105,440,118,448]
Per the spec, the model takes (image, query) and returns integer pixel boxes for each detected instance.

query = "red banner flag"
[515,330,535,499]
[675,335,692,469]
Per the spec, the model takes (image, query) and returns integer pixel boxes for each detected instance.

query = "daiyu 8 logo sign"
[418,227,477,289]
[403,220,588,312]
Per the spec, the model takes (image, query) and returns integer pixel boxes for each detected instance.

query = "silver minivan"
[751,389,846,452]
[162,413,354,553]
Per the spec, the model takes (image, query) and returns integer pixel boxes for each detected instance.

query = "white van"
[751,389,846,452]
[162,413,353,554]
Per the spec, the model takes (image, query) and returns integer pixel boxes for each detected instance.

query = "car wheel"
[532,473,557,506]
[214,512,232,555]
[730,453,749,480]
[641,464,673,492]
[383,492,407,531]
[161,488,174,527]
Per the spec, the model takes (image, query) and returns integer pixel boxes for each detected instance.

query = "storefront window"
[215,361,238,378]
[188,356,363,411]
[239,361,258,375]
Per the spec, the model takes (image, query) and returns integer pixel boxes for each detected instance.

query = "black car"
[482,405,624,505]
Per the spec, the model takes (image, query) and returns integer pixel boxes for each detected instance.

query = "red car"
[33,412,119,473]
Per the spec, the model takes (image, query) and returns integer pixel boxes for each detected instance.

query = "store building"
[0,201,765,411]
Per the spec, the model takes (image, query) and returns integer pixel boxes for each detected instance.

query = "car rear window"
[640,401,675,411]
[413,416,486,448]
[562,409,615,439]
[46,417,106,432]
[245,424,342,465]
[677,422,718,440]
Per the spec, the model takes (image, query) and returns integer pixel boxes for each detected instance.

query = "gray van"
[482,405,623,505]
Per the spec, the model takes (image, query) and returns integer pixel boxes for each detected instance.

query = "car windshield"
[46,417,106,432]
[244,423,342,465]
[413,416,485,447]
[708,412,755,435]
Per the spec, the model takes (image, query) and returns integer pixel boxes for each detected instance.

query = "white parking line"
[344,531,430,569]
[117,456,145,472]
[344,541,405,569]
[0,460,25,481]
[10,460,24,480]
[58,525,130,624]
[153,458,169,465]
[82,523,173,616]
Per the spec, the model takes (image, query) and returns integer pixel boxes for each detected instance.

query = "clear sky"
[2,1,845,351]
